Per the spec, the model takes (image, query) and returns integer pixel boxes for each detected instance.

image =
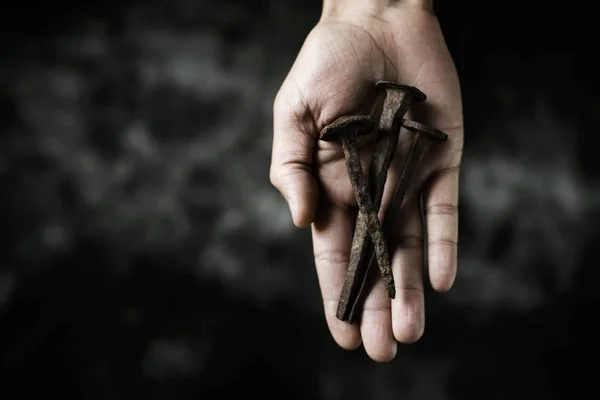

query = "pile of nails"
[319,81,448,324]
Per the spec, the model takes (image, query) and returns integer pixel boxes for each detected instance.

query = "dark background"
[1,1,598,398]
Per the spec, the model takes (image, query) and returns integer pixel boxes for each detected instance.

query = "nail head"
[401,119,448,141]
[319,115,375,142]
[375,81,427,102]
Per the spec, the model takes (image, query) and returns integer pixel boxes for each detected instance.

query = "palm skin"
[270,6,463,362]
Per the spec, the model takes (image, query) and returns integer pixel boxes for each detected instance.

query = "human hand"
[270,1,463,362]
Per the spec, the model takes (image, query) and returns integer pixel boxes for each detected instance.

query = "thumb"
[270,100,319,228]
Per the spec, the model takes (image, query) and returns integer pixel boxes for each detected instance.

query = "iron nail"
[320,115,396,302]
[346,118,448,323]
[337,82,426,322]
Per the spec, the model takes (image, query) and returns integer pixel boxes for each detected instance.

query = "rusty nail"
[346,119,448,323]
[319,115,396,301]
[337,82,426,322]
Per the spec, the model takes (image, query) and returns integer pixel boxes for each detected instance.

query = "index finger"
[312,200,362,350]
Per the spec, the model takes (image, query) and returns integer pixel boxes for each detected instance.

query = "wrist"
[321,0,433,20]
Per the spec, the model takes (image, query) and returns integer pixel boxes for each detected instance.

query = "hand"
[270,3,463,362]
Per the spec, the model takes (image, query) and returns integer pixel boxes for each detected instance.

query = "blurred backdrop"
[1,0,598,399]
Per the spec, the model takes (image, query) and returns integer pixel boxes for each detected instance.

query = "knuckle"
[395,234,425,250]
[314,249,349,268]
[268,165,281,189]
[426,203,459,217]
[429,237,458,247]
[437,165,461,178]
[397,284,424,295]
[362,304,391,312]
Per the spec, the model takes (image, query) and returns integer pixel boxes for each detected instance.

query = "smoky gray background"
[0,1,598,399]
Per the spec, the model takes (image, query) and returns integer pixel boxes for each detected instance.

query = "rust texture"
[346,118,448,323]
[319,115,396,301]
[336,82,426,322]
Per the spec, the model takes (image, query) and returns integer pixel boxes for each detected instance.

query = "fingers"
[312,201,361,350]
[358,172,425,360]
[390,199,425,343]
[357,136,425,359]
[424,167,459,292]
[270,95,319,228]
[359,277,396,362]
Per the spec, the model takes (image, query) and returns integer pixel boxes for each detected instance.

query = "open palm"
[270,6,463,362]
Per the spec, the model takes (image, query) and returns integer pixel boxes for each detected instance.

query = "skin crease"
[270,2,463,362]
